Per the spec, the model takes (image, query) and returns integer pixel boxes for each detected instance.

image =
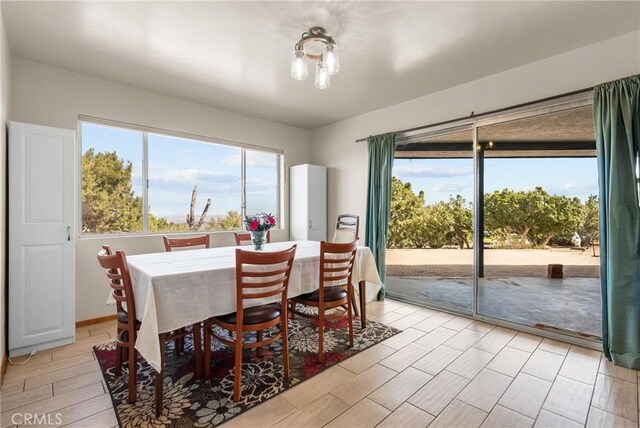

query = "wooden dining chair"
[204,245,297,402]
[97,245,139,403]
[233,230,271,246]
[162,234,211,252]
[332,214,359,243]
[332,215,361,317]
[162,235,210,354]
[97,246,202,416]
[290,241,358,363]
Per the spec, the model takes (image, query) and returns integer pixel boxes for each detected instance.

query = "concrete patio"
[386,248,602,339]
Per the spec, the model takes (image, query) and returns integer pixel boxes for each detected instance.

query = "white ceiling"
[2,1,639,129]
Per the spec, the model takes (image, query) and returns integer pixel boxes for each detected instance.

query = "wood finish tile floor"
[1,300,638,428]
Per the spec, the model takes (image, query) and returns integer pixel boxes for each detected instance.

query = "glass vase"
[251,230,266,251]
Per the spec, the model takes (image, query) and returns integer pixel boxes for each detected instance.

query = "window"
[81,124,144,234]
[80,121,282,235]
[147,133,242,233]
[245,150,280,218]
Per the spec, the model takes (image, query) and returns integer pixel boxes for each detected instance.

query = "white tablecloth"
[123,240,381,372]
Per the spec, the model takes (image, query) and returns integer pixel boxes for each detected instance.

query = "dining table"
[121,240,382,373]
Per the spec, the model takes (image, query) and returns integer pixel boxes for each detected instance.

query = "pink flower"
[268,217,276,225]
[249,220,259,231]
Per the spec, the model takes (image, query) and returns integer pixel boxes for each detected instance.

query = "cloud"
[394,164,473,178]
[220,153,241,166]
[431,181,469,193]
[150,168,239,185]
[546,181,599,199]
[561,182,598,192]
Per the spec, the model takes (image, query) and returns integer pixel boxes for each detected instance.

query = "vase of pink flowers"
[244,213,276,250]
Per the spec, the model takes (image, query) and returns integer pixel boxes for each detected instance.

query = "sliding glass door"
[385,94,601,345]
[386,127,475,314]
[476,106,601,340]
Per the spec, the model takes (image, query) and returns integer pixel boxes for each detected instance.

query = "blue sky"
[393,157,598,205]
[82,123,278,221]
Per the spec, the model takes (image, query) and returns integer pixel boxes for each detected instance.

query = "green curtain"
[594,74,640,369]
[365,133,396,300]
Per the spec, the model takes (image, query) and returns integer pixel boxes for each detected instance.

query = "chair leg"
[289,301,295,319]
[174,328,184,355]
[256,330,263,357]
[121,330,129,361]
[281,317,290,380]
[193,322,202,378]
[233,328,243,402]
[204,321,212,377]
[318,305,325,363]
[347,292,354,348]
[115,344,123,377]
[351,289,360,317]
[155,333,166,418]
[359,280,367,329]
[127,338,137,403]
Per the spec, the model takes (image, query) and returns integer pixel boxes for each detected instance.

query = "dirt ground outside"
[386,248,600,277]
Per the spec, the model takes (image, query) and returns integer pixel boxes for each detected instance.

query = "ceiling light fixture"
[291,27,340,89]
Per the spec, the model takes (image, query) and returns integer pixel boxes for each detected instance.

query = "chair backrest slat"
[163,235,210,252]
[235,246,296,311]
[322,272,351,282]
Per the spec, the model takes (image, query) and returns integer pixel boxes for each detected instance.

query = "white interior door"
[9,122,76,356]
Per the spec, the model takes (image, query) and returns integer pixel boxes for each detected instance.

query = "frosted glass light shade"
[325,43,340,75]
[291,49,308,80]
[314,61,330,89]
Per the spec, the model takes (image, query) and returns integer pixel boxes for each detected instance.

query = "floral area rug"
[94,317,400,427]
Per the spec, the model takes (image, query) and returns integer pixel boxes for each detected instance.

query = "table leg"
[351,287,360,317]
[358,281,366,328]
[193,322,203,378]
[155,333,167,417]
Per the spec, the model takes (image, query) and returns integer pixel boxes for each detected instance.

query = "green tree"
[388,177,427,248]
[423,201,454,248]
[210,211,243,230]
[533,194,584,247]
[148,213,190,233]
[579,195,599,247]
[448,195,473,249]
[485,187,559,246]
[82,149,143,233]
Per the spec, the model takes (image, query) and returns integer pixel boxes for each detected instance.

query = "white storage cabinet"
[289,164,327,241]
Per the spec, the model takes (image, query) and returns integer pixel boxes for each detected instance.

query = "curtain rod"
[355,86,594,143]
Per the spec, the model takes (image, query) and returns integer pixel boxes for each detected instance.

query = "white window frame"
[77,116,283,238]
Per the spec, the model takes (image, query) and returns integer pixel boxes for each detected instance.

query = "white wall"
[0,8,11,368]
[310,30,640,239]
[10,58,311,322]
